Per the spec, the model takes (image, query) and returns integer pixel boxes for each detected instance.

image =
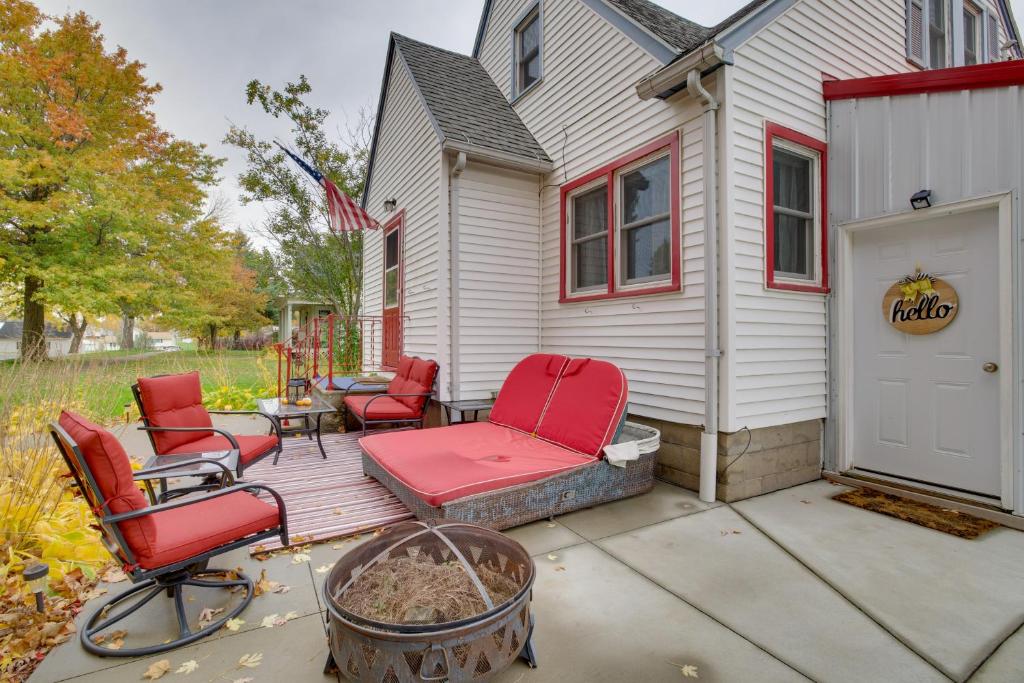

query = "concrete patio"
[29,460,1024,683]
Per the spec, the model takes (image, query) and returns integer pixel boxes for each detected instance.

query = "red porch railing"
[273,314,396,395]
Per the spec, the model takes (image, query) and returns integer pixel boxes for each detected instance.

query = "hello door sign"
[882,270,958,335]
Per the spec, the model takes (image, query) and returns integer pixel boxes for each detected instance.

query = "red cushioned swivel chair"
[50,411,288,657]
[341,355,438,435]
[132,371,281,478]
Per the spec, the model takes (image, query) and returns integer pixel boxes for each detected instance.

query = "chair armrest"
[209,410,281,439]
[104,482,287,525]
[137,425,241,451]
[133,458,234,483]
[363,392,433,416]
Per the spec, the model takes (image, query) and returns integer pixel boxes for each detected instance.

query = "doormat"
[833,488,1000,539]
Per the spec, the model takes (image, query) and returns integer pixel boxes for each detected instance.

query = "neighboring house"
[276,296,334,344]
[360,0,1024,512]
[80,330,120,354]
[0,320,73,359]
[145,330,180,350]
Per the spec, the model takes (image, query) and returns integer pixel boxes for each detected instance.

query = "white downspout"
[687,69,720,504]
[448,151,468,400]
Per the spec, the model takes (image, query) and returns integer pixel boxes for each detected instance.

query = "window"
[384,227,400,309]
[963,1,982,65]
[560,134,680,303]
[987,11,1002,62]
[928,0,948,68]
[764,123,828,293]
[514,6,541,97]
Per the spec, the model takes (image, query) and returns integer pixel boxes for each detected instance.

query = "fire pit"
[324,521,537,682]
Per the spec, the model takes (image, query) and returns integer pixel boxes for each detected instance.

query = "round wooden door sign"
[882,272,958,335]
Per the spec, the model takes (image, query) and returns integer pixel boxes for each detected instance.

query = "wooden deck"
[244,430,412,552]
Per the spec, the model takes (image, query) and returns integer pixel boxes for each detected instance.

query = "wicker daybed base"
[361,449,657,531]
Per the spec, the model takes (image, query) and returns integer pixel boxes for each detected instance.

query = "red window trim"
[559,133,681,303]
[764,123,829,294]
[381,210,404,370]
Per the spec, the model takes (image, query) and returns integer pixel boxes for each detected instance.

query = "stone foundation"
[628,415,823,502]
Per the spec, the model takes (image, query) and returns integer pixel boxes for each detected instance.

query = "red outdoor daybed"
[359,354,660,529]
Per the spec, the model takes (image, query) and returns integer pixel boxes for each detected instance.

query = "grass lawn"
[0,349,277,423]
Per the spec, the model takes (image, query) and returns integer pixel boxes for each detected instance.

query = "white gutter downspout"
[687,69,720,504]
[448,151,468,400]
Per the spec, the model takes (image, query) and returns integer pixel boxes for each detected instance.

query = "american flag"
[277,143,379,232]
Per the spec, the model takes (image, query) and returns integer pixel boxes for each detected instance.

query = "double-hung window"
[560,134,680,302]
[765,123,828,293]
[907,0,1010,67]
[513,5,541,97]
[963,1,982,65]
[928,0,948,68]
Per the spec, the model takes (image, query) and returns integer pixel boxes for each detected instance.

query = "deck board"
[245,430,412,552]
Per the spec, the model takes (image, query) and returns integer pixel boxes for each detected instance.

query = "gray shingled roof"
[392,33,550,164]
[604,0,771,57]
[0,320,72,340]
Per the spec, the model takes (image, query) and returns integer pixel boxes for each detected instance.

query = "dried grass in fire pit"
[338,555,519,625]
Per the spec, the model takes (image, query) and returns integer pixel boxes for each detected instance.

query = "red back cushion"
[489,354,569,434]
[386,356,438,411]
[136,372,213,453]
[535,358,628,457]
[58,411,156,559]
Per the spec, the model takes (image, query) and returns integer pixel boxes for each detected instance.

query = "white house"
[0,320,73,360]
[359,0,1024,511]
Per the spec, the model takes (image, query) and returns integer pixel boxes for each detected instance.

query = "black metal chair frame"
[131,379,282,477]
[49,422,288,658]
[340,359,438,436]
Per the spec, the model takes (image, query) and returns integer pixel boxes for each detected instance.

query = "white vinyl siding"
[362,54,443,369]
[477,0,708,425]
[723,0,918,431]
[455,162,541,399]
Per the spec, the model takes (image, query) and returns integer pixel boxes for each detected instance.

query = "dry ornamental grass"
[337,556,519,625]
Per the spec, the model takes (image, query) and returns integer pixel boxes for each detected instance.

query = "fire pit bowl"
[324,521,537,682]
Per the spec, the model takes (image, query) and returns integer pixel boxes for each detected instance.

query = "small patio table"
[437,398,495,425]
[138,449,239,503]
[257,396,336,461]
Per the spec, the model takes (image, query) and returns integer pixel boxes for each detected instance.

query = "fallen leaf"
[554,566,566,572]
[680,663,699,678]
[546,554,558,561]
[142,659,171,679]
[260,614,279,629]
[238,652,263,668]
[254,569,277,596]
[231,678,254,683]
[282,611,298,622]
[315,565,332,574]
[800,500,812,505]
[101,567,128,583]
[732,530,742,535]
[291,553,311,564]
[197,607,224,627]
[545,522,557,528]
[175,659,199,674]
[224,617,245,632]
[333,507,344,515]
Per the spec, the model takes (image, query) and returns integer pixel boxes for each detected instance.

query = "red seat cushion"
[488,354,569,435]
[360,422,592,506]
[344,395,420,421]
[535,358,628,457]
[165,434,279,466]
[386,356,438,411]
[136,372,213,453]
[58,411,155,556]
[134,491,280,569]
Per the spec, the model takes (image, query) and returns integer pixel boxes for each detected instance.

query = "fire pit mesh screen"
[325,520,536,682]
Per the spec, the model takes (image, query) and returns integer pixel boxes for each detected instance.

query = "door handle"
[982,362,999,373]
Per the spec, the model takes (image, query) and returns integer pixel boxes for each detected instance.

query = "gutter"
[686,69,721,504]
[448,151,468,401]
[442,139,553,175]
[636,43,726,100]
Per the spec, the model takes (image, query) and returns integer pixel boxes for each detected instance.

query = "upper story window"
[765,123,828,294]
[514,5,542,98]
[907,0,1004,68]
[963,1,982,64]
[560,134,680,303]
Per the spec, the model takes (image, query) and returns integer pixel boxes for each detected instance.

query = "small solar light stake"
[911,189,932,210]
[23,563,48,613]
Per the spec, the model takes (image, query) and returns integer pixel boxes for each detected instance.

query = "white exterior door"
[851,207,1002,497]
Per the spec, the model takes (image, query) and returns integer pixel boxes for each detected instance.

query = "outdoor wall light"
[23,563,48,613]
[911,189,932,210]
[383,198,397,212]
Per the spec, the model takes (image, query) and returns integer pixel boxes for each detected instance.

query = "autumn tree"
[0,1,221,358]
[224,76,371,321]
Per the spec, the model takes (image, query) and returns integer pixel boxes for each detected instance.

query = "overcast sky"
[33,0,1024,241]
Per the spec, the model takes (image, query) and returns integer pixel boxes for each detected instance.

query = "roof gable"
[363,32,549,207]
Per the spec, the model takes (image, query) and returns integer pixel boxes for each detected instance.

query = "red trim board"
[824,61,1024,101]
